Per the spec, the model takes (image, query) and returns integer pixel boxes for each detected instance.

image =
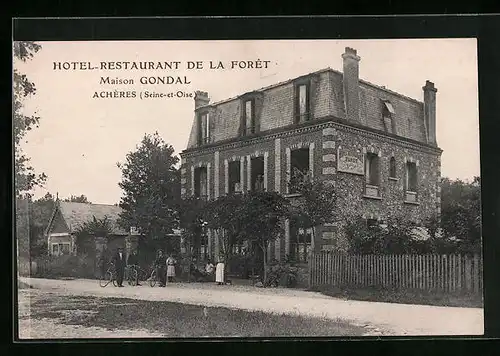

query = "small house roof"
[46,201,128,235]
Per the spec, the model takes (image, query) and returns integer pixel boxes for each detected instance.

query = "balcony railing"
[364,184,381,199]
[245,126,256,135]
[198,136,210,145]
[405,191,418,204]
[295,112,311,123]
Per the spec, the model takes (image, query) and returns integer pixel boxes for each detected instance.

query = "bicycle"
[148,268,158,287]
[126,265,152,286]
[99,263,118,287]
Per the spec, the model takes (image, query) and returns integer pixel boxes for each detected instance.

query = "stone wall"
[318,122,441,252]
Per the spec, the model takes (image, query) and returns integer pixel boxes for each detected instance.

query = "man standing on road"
[155,249,167,287]
[113,247,126,287]
[127,249,141,286]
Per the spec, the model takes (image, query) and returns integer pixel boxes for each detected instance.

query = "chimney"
[342,47,361,123]
[423,80,438,145]
[194,91,210,109]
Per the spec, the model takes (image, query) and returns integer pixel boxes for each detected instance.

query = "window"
[228,161,241,194]
[389,157,397,178]
[194,166,208,200]
[199,234,208,260]
[289,148,310,193]
[51,243,70,256]
[382,101,395,134]
[244,99,255,135]
[365,153,380,186]
[366,219,379,229]
[198,112,210,145]
[231,243,244,255]
[251,156,265,192]
[61,243,70,254]
[295,83,310,123]
[290,220,312,263]
[406,162,418,192]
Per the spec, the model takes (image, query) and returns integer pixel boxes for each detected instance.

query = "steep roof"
[186,66,429,150]
[47,201,128,235]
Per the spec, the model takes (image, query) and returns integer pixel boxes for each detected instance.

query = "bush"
[265,262,298,288]
[344,215,479,255]
[228,254,254,278]
[34,254,96,279]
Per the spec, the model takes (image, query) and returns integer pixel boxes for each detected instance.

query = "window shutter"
[309,77,319,119]
[365,155,371,184]
[239,103,246,136]
[254,95,262,133]
[376,156,381,185]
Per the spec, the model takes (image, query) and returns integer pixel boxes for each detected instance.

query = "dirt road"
[19,277,484,336]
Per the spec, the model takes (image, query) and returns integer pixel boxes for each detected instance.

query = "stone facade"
[180,47,442,263]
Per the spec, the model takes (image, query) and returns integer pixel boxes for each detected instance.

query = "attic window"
[383,101,395,115]
[294,82,311,123]
[382,101,395,134]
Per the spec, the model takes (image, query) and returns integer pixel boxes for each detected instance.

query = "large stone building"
[179,47,442,263]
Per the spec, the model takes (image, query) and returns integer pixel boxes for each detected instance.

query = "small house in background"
[44,201,128,256]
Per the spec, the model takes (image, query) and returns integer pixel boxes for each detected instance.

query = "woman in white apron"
[215,258,225,285]
[166,255,176,283]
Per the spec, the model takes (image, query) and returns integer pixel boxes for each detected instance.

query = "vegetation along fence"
[309,252,483,295]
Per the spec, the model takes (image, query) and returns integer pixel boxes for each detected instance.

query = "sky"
[15,39,479,205]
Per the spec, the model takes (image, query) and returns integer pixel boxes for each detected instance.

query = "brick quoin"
[180,47,441,265]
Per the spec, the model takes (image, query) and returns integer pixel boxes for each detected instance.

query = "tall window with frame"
[406,162,418,192]
[290,219,312,263]
[295,83,310,123]
[365,152,380,198]
[382,101,395,134]
[389,157,397,179]
[365,153,380,186]
[194,166,208,200]
[244,99,255,135]
[199,234,208,260]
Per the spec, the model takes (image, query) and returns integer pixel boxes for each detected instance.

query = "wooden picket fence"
[309,252,483,295]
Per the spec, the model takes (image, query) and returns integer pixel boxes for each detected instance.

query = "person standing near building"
[154,249,167,287]
[166,254,176,283]
[112,247,126,287]
[215,257,225,285]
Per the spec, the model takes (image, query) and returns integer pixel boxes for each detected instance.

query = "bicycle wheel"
[129,269,138,286]
[149,270,157,287]
[99,271,112,287]
[112,273,118,287]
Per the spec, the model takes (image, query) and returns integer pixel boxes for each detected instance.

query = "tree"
[29,192,56,257]
[13,41,47,198]
[74,216,114,254]
[63,194,91,204]
[439,176,481,254]
[177,196,207,259]
[288,177,337,250]
[237,191,291,283]
[203,194,246,270]
[117,132,180,245]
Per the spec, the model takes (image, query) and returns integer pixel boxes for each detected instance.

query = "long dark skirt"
[156,266,166,285]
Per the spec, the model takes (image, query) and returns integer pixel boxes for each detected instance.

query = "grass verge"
[312,285,483,308]
[28,292,365,337]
